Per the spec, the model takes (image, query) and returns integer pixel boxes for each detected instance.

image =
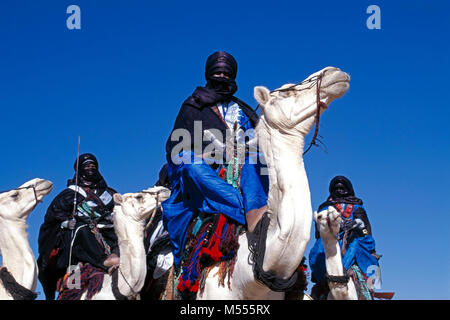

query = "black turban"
[74,153,98,171]
[182,51,239,109]
[318,176,363,211]
[68,153,106,188]
[204,51,238,80]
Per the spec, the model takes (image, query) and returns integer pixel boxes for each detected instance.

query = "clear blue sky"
[0,0,448,300]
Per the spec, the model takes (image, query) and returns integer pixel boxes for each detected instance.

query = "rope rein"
[112,189,165,300]
[0,185,41,207]
[270,71,328,156]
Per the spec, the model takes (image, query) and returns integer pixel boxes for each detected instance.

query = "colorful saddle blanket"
[57,263,104,300]
[175,212,243,299]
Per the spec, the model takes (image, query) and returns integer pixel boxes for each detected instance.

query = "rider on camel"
[309,175,381,299]
[37,153,120,299]
[162,51,269,269]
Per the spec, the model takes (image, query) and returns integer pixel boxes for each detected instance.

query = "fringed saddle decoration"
[175,213,242,299]
[57,263,104,300]
[175,135,247,299]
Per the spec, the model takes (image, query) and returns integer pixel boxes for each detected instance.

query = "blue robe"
[308,205,379,283]
[162,102,268,267]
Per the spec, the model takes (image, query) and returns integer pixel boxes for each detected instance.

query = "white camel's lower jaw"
[322,70,350,88]
[323,78,350,89]
[35,182,53,194]
[322,81,350,100]
[158,190,171,201]
[144,187,171,201]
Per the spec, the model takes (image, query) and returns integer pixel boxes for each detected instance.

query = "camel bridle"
[270,70,328,156]
[113,188,166,300]
[0,185,41,208]
[142,188,164,231]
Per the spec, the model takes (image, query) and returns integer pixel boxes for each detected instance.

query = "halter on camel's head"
[0,178,53,221]
[113,186,171,223]
[254,67,350,154]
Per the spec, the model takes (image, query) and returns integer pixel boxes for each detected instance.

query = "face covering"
[206,76,238,98]
[70,153,104,187]
[329,176,355,199]
[80,166,101,183]
[332,181,351,197]
[318,175,363,212]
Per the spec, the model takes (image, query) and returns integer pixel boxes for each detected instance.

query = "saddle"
[140,209,174,300]
[174,211,243,299]
[56,263,104,300]
[310,264,395,300]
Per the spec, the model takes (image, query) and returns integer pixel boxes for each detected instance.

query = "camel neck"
[320,233,358,300]
[261,128,312,279]
[113,207,147,296]
[0,217,37,291]
[322,235,345,277]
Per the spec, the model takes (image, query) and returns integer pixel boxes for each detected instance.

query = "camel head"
[0,178,53,221]
[113,186,171,223]
[314,206,342,239]
[254,67,350,136]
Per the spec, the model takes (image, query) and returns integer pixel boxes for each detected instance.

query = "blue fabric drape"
[162,152,268,267]
[163,99,268,267]
[308,205,378,283]
[309,234,378,283]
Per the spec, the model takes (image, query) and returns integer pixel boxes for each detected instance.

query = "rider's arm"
[353,206,373,236]
[43,189,78,225]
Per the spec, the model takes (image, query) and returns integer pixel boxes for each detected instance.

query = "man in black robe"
[309,175,380,299]
[163,51,268,270]
[37,153,119,300]
[165,51,260,160]
[314,176,373,240]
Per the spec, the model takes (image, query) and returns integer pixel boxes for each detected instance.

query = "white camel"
[76,186,170,300]
[0,178,53,300]
[197,66,351,299]
[314,206,358,300]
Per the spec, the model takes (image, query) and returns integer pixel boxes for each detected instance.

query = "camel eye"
[10,192,19,199]
[135,195,143,201]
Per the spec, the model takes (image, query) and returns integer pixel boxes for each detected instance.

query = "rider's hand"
[354,218,365,230]
[68,218,76,230]
[61,218,76,230]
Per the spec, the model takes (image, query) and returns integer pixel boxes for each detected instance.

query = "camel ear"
[254,86,271,106]
[113,193,123,204]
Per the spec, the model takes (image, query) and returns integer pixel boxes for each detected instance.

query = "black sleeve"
[38,188,81,268]
[353,207,372,236]
[43,189,78,225]
[165,104,196,160]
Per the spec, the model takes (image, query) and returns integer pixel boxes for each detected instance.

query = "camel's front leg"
[315,207,358,300]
